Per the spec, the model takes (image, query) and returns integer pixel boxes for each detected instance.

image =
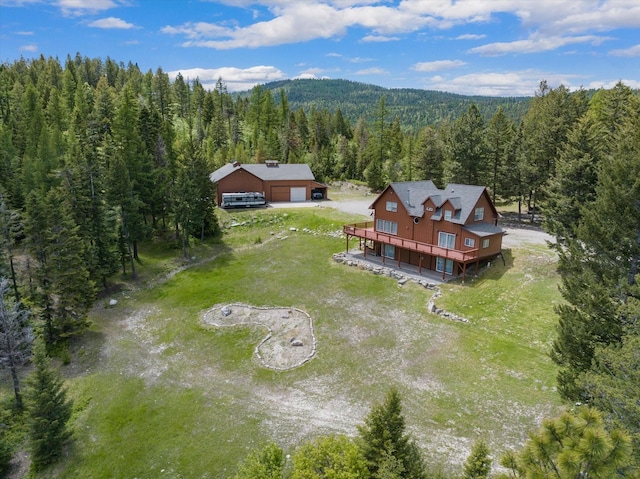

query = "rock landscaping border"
[332,253,468,323]
[202,303,317,370]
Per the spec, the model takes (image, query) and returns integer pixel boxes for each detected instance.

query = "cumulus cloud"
[166,66,286,92]
[412,60,466,72]
[88,17,136,29]
[163,1,640,59]
[161,2,428,49]
[609,44,640,57]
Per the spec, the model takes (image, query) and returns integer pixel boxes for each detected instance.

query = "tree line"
[0,53,638,474]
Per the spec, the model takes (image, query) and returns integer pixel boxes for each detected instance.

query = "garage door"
[270,186,289,202]
[290,187,307,202]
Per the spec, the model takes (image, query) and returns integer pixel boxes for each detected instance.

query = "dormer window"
[444,210,452,221]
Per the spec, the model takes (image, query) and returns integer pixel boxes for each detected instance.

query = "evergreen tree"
[0,277,33,410]
[543,115,603,240]
[445,104,487,186]
[485,107,515,202]
[24,188,96,345]
[580,333,640,467]
[0,193,22,301]
[462,440,492,479]
[233,442,285,479]
[415,125,444,186]
[358,388,426,479]
[518,82,586,220]
[497,408,632,479]
[25,338,73,471]
[551,102,640,400]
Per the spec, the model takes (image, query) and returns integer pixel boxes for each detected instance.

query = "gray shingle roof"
[210,162,316,183]
[463,222,504,237]
[386,181,494,225]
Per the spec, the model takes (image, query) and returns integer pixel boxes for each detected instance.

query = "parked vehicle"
[221,192,267,208]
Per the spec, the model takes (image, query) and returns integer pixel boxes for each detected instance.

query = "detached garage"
[210,161,328,206]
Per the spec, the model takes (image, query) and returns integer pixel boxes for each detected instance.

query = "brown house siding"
[344,181,504,279]
[215,170,264,205]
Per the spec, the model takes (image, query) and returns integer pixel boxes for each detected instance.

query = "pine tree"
[462,440,492,479]
[0,277,33,410]
[358,388,426,479]
[551,99,640,401]
[497,408,632,479]
[446,104,487,185]
[580,332,640,467]
[485,107,515,202]
[25,338,73,471]
[24,188,96,345]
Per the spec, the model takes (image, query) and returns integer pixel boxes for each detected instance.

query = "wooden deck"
[342,222,480,263]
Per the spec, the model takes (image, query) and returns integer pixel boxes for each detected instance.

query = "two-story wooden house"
[343,181,504,279]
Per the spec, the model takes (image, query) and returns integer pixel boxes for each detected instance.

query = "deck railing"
[343,222,480,263]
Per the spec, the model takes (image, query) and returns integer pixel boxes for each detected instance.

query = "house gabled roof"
[371,180,440,216]
[372,180,497,225]
[210,162,316,183]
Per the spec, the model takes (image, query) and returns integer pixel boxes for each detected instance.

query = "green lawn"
[2,207,563,477]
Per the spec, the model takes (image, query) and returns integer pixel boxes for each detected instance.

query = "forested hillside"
[0,53,639,476]
[244,78,532,129]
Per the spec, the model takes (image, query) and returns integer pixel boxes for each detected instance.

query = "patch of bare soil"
[202,304,317,370]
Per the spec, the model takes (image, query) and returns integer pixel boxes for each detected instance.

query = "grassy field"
[2,205,564,478]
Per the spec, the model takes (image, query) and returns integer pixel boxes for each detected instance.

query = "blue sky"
[1,0,639,96]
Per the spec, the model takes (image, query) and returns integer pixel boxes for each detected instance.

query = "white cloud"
[355,67,388,75]
[166,66,286,92]
[412,60,466,72]
[56,0,119,16]
[469,34,613,56]
[15,30,34,35]
[160,1,640,54]
[423,70,586,97]
[609,43,640,57]
[362,34,400,42]
[88,17,136,29]
[346,56,373,63]
[455,34,486,40]
[585,78,640,90]
[161,2,428,50]
[19,43,37,52]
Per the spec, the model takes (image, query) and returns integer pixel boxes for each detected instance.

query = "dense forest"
[245,78,532,129]
[0,53,639,476]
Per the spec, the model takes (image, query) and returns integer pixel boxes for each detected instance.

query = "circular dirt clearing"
[202,304,317,370]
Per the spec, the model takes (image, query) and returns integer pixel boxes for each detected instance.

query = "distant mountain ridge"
[244,78,532,129]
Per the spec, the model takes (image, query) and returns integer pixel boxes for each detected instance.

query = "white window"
[438,232,456,249]
[474,207,484,221]
[482,238,490,249]
[464,238,475,248]
[383,244,395,259]
[436,257,454,274]
[376,219,398,235]
[386,201,398,212]
[444,210,452,221]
